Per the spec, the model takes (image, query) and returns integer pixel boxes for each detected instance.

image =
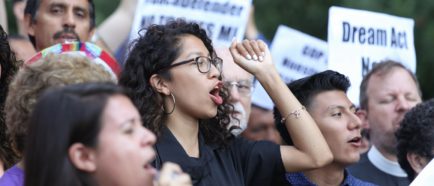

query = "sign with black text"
[251,25,327,110]
[328,6,416,104]
[129,0,251,48]
[272,25,327,83]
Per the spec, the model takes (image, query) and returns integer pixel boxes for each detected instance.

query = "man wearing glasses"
[216,47,254,136]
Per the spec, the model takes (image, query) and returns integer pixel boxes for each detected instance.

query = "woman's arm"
[97,0,138,52]
[229,39,332,172]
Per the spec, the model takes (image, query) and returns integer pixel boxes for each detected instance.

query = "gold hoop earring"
[163,93,176,114]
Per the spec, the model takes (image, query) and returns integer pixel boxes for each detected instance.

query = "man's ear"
[68,143,97,172]
[24,14,35,37]
[407,153,430,175]
[149,74,171,95]
[356,109,369,129]
[13,2,25,21]
[89,28,96,38]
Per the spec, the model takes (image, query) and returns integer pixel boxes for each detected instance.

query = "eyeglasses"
[224,80,254,97]
[157,56,223,74]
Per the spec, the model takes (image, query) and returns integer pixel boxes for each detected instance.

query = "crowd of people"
[1,0,433,186]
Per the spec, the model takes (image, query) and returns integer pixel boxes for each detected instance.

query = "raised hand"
[229,39,275,76]
[155,162,192,186]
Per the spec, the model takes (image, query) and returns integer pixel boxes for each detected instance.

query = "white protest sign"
[272,25,328,83]
[328,6,416,104]
[251,25,328,110]
[410,159,434,186]
[129,0,251,48]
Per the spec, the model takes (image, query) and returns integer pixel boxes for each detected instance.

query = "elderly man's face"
[27,0,94,50]
[365,67,421,159]
[217,47,253,135]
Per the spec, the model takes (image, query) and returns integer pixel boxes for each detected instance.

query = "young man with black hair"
[275,70,376,186]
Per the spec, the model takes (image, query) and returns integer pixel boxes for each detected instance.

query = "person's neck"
[304,163,345,186]
[367,145,407,177]
[372,142,397,162]
[16,160,24,169]
[166,111,200,158]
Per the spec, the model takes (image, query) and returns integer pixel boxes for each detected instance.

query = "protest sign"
[129,0,251,48]
[271,25,327,83]
[251,25,327,110]
[328,6,416,104]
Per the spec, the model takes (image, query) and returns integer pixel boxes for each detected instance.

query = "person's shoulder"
[0,165,24,186]
[346,172,379,186]
[285,172,314,185]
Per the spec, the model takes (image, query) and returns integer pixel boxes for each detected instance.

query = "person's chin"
[337,156,359,167]
[203,109,218,119]
[346,150,361,163]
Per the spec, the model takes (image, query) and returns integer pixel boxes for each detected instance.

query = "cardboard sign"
[328,6,416,104]
[129,0,251,48]
[251,25,328,110]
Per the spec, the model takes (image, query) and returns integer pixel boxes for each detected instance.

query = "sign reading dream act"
[328,6,416,105]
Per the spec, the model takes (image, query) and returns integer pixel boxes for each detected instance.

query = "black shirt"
[153,127,288,186]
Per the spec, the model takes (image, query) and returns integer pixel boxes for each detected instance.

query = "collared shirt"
[348,146,410,186]
[367,146,407,177]
[153,126,289,186]
[286,170,377,186]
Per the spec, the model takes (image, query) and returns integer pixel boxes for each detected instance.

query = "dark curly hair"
[0,25,20,170]
[120,20,234,148]
[274,70,351,145]
[396,99,434,181]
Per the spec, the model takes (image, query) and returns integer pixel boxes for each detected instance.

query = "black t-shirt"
[153,127,288,186]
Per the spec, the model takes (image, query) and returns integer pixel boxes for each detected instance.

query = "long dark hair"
[24,83,124,186]
[0,24,20,170]
[120,20,233,147]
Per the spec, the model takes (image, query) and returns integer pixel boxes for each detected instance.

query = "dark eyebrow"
[327,104,355,111]
[186,52,207,59]
[327,105,342,110]
[48,2,88,12]
[49,3,66,9]
[73,6,88,13]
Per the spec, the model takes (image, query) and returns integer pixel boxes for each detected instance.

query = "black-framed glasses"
[157,56,223,74]
[224,80,254,97]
